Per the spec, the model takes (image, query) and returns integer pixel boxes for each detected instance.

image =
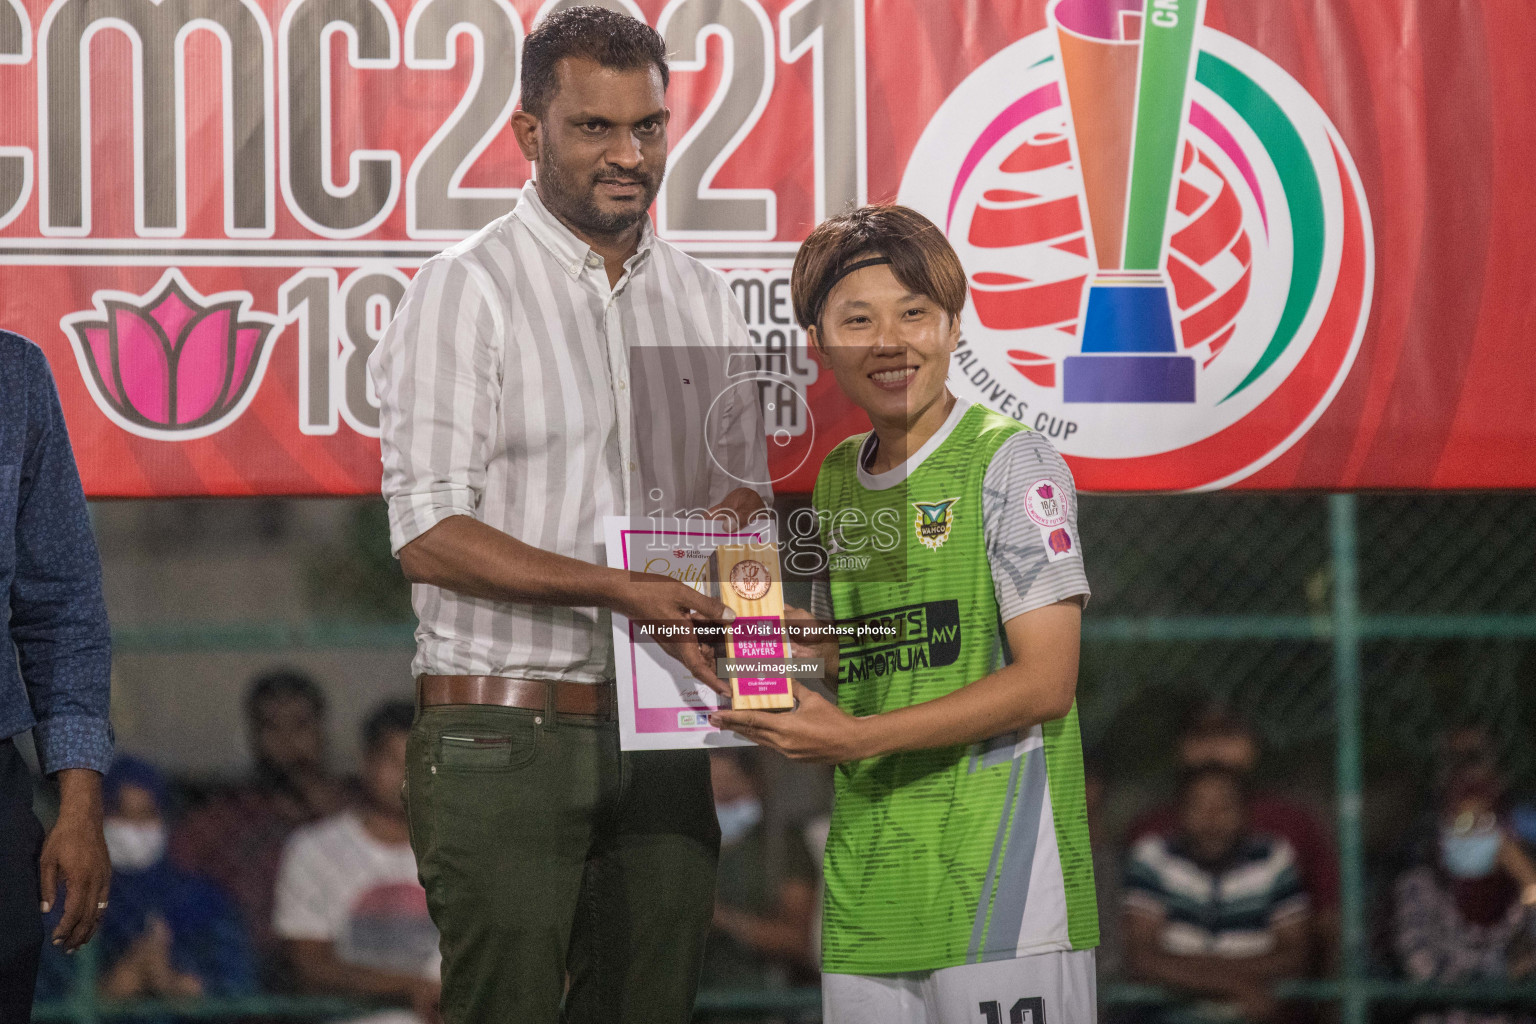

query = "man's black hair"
[520,6,669,119]
[362,699,416,757]
[245,668,326,721]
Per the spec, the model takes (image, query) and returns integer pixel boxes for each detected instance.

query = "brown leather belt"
[416,675,616,720]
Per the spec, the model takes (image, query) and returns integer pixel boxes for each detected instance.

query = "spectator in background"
[1128,704,1339,967]
[1430,723,1536,861]
[1393,765,1536,1024]
[1124,764,1311,1023]
[274,700,439,1024]
[37,756,255,1002]
[170,669,351,987]
[703,749,818,997]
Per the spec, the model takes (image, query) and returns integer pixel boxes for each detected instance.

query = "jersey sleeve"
[981,431,1091,622]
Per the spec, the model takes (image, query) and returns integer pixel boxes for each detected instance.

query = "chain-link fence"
[32,490,1536,1022]
[1080,491,1536,781]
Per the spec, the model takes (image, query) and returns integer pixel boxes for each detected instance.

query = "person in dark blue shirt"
[0,330,113,1022]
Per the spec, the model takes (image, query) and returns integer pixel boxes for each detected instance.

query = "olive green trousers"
[405,703,719,1024]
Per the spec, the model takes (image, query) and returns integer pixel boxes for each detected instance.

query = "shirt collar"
[856,397,971,491]
[512,180,656,280]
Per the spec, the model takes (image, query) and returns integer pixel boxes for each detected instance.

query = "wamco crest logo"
[62,270,280,441]
[900,0,1374,490]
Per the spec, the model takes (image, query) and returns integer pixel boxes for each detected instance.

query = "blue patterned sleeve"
[13,343,113,775]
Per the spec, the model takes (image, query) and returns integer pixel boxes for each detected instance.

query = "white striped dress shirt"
[370,182,770,682]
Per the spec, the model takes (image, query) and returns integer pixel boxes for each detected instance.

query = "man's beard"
[537,136,663,238]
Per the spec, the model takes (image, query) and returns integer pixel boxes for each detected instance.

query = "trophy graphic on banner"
[1051,0,1205,403]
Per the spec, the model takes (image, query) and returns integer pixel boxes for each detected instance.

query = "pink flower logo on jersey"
[1038,483,1055,500]
[63,270,279,441]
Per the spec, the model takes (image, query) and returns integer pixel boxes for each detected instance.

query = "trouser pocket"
[405,706,604,1024]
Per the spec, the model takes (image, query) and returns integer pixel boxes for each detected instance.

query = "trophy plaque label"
[604,516,770,751]
[714,541,796,711]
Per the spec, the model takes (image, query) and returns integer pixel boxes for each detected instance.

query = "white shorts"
[822,948,1096,1024]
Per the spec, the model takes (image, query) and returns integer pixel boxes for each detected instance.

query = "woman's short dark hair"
[790,204,968,331]
[520,6,669,119]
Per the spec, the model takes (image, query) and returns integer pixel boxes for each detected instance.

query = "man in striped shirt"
[1123,764,1312,1022]
[368,9,769,1023]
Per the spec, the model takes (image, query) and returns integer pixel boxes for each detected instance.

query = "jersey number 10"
[979,996,1047,1024]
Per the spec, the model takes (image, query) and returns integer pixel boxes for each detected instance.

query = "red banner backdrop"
[0,0,1531,495]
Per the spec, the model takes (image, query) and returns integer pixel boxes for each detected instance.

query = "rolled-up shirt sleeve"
[369,256,505,556]
[12,343,112,775]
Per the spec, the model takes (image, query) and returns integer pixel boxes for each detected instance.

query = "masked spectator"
[170,669,351,988]
[37,756,255,1003]
[273,700,439,1024]
[1123,764,1311,1023]
[1393,765,1536,1024]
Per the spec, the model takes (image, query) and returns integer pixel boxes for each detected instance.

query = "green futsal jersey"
[811,399,1097,974]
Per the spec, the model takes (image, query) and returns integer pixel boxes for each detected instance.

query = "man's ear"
[511,109,540,163]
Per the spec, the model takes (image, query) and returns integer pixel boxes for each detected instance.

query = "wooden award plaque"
[714,541,796,711]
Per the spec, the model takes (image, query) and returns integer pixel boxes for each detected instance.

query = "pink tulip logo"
[63,271,279,440]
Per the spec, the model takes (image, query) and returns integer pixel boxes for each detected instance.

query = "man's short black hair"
[362,699,416,757]
[245,668,326,721]
[520,6,669,119]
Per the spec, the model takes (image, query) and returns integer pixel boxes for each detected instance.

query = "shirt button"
[617,380,627,391]
[585,253,603,269]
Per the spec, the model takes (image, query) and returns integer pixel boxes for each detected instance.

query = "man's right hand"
[613,575,734,695]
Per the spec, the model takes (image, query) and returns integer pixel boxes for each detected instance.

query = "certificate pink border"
[620,522,775,734]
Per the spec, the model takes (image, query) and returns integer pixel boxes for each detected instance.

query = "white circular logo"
[1025,478,1068,527]
[898,19,1373,491]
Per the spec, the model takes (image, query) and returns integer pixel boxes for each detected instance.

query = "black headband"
[810,255,894,326]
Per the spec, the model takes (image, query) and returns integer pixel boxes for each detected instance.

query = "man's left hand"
[40,768,111,953]
[711,684,873,764]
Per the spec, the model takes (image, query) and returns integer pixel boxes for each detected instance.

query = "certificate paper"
[605,516,773,751]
